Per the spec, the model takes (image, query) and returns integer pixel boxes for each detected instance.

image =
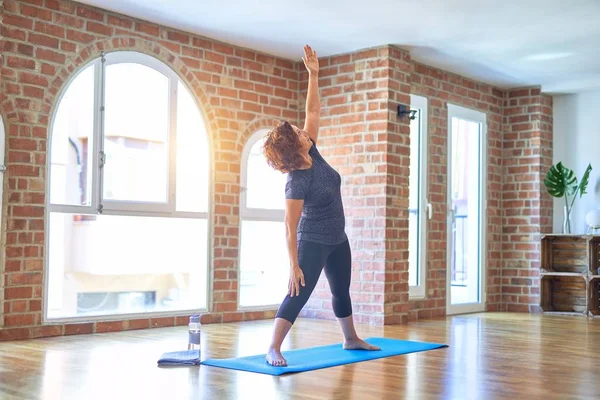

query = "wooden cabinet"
[540,234,600,316]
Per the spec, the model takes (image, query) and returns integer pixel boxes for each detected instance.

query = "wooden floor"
[1,313,599,399]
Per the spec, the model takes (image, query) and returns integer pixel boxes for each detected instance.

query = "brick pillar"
[502,87,553,312]
[210,120,242,322]
[383,46,412,324]
[298,45,411,325]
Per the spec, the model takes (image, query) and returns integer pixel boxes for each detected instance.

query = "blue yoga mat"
[201,337,447,376]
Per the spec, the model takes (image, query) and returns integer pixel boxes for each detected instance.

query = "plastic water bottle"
[188,314,201,352]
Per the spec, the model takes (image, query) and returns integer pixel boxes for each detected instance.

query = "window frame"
[239,128,285,222]
[0,113,5,224]
[100,51,179,215]
[237,128,287,311]
[43,51,212,324]
[409,94,429,299]
[0,114,4,326]
[46,57,101,217]
[445,103,488,315]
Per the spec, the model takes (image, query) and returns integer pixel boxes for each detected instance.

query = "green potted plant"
[544,162,592,234]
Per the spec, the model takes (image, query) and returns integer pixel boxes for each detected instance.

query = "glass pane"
[450,117,481,305]
[103,63,169,203]
[46,212,207,319]
[246,137,286,210]
[176,81,209,213]
[50,63,95,206]
[408,108,421,288]
[239,220,289,307]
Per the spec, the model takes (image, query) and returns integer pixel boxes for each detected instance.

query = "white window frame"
[239,128,285,222]
[445,103,487,315]
[44,57,101,217]
[0,114,5,325]
[44,51,212,323]
[0,114,5,225]
[0,114,6,326]
[100,52,179,215]
[238,128,286,311]
[46,52,205,219]
[409,95,430,299]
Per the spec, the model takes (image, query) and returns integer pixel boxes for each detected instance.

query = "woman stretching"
[262,45,380,367]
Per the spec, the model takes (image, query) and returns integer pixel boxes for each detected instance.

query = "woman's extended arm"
[302,45,320,144]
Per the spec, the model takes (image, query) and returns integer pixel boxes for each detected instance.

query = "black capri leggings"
[276,239,353,324]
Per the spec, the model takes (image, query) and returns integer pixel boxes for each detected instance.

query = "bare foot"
[343,338,380,351]
[266,348,287,366]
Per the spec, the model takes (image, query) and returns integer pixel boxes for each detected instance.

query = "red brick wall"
[297,52,510,323]
[0,0,301,340]
[409,63,505,319]
[502,88,553,312]
[0,0,555,341]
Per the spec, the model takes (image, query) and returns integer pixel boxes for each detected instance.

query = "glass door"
[446,104,487,315]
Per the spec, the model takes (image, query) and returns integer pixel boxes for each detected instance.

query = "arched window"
[238,129,289,308]
[46,51,210,320]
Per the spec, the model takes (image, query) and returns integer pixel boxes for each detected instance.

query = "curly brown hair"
[262,121,307,173]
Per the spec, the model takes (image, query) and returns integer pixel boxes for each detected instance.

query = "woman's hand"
[288,265,305,297]
[302,45,319,76]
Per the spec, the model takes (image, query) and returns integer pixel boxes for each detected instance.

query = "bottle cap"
[190,314,201,323]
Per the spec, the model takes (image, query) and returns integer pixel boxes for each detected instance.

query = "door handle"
[427,203,432,220]
[449,205,456,221]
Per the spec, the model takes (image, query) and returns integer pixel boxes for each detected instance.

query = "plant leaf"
[544,162,577,198]
[578,163,593,198]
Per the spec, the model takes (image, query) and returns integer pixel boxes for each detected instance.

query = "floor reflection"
[2,313,599,399]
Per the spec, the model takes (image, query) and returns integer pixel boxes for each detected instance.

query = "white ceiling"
[76,0,600,94]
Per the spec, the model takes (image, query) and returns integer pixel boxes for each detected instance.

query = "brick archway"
[0,92,17,124]
[236,117,282,154]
